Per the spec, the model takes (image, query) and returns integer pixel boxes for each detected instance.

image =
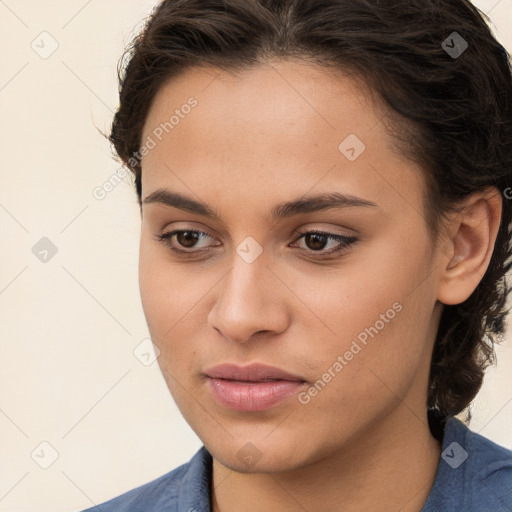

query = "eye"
[291,229,357,256]
[155,229,219,255]
[155,228,357,258]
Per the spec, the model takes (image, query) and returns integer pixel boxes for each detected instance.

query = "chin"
[214,446,302,474]
[204,431,315,474]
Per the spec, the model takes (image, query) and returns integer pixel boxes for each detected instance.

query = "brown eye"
[175,231,202,248]
[156,229,219,254]
[303,232,329,251]
[292,230,357,256]
[155,228,357,260]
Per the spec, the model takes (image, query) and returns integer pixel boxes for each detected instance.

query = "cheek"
[292,239,434,397]
[138,240,216,366]
[138,248,198,402]
[139,255,173,336]
[292,297,430,438]
[289,250,406,345]
[138,241,190,343]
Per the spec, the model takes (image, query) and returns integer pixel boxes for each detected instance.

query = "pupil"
[307,233,327,251]
[178,231,198,248]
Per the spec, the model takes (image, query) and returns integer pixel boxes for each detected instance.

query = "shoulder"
[458,418,512,499]
[79,446,212,512]
[423,417,512,511]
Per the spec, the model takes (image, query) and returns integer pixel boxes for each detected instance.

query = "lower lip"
[207,378,305,411]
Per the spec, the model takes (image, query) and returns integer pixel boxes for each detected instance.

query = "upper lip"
[205,363,305,382]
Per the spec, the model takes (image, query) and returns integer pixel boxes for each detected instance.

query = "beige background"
[0,1,511,511]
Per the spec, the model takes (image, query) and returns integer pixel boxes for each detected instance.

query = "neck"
[211,408,442,512]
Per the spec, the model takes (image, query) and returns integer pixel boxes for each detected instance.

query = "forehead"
[142,59,380,145]
[140,59,425,224]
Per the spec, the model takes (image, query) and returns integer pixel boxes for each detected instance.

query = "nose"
[207,254,289,344]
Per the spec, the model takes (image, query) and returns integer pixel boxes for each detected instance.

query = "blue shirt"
[81,417,512,511]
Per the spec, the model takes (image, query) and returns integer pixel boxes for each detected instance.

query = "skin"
[138,59,502,512]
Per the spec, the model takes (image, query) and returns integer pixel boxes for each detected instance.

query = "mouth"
[205,363,306,382]
[205,363,307,411]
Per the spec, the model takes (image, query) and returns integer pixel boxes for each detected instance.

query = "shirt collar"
[178,445,213,511]
[178,416,466,512]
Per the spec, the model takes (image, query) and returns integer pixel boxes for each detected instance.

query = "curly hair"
[108,0,512,423]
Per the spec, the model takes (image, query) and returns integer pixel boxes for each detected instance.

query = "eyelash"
[155,228,357,259]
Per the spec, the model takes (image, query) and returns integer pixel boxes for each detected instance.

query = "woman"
[82,0,512,510]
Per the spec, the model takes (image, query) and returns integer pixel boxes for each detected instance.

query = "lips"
[205,363,307,412]
[205,363,306,382]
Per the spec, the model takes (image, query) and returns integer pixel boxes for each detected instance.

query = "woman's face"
[138,59,446,472]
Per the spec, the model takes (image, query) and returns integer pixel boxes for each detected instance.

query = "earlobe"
[437,187,503,306]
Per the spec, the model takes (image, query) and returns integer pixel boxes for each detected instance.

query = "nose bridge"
[222,247,270,315]
[209,244,283,343]
[223,230,270,301]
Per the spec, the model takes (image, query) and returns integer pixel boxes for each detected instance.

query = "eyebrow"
[142,189,378,222]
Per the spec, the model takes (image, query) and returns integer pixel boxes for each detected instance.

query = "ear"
[437,186,503,306]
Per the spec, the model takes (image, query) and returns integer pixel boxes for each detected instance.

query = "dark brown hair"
[109,0,512,422]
